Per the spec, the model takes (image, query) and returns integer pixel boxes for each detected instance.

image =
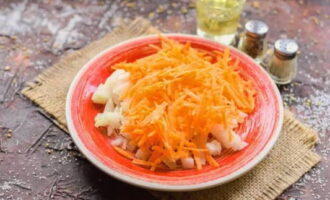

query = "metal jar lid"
[245,20,269,38]
[274,39,298,59]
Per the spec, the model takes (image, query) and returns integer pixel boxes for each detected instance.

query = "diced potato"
[111,136,124,146]
[104,98,114,112]
[120,99,131,112]
[111,81,131,105]
[113,82,130,98]
[104,70,129,91]
[181,157,195,169]
[92,84,109,104]
[93,70,130,105]
[230,133,248,151]
[94,112,122,128]
[104,70,126,88]
[211,124,248,151]
[206,140,222,156]
[117,70,130,81]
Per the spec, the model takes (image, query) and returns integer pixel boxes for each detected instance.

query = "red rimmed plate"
[66,34,283,191]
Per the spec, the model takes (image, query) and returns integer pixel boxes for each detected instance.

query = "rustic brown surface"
[0,0,329,199]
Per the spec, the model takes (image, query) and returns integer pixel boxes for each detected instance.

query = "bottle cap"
[274,39,298,59]
[245,20,269,38]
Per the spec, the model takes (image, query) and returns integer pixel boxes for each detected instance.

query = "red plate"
[66,34,283,191]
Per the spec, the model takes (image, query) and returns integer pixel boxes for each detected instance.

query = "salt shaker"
[238,20,269,63]
[268,39,298,85]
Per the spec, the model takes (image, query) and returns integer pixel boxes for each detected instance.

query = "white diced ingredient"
[104,70,126,88]
[113,106,121,113]
[111,136,124,146]
[92,84,109,104]
[102,69,131,104]
[121,99,130,112]
[230,133,248,151]
[135,149,150,160]
[117,71,130,82]
[181,157,195,169]
[113,82,130,97]
[92,69,130,105]
[211,124,248,151]
[112,82,130,105]
[104,98,115,112]
[206,140,222,156]
[94,112,122,128]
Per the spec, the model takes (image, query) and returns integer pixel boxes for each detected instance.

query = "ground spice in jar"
[268,39,298,85]
[238,20,269,63]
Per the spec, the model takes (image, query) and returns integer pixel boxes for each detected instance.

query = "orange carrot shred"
[110,36,255,170]
[113,146,135,160]
[132,159,153,167]
[205,153,220,167]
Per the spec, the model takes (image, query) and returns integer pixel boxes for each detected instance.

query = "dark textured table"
[0,0,329,199]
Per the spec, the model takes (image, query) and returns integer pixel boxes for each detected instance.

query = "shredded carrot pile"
[112,37,256,170]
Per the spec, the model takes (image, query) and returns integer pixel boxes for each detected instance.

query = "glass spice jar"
[238,20,269,63]
[268,39,298,85]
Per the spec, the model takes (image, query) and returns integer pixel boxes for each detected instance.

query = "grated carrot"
[205,153,220,167]
[111,37,256,170]
[132,159,153,167]
[113,146,135,160]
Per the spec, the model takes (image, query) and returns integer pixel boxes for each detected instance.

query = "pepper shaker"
[238,20,269,63]
[268,39,298,85]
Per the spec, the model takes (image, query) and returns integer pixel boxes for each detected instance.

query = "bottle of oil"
[196,0,246,45]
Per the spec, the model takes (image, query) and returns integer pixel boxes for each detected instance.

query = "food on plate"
[92,37,256,171]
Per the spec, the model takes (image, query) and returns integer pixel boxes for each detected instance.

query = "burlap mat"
[22,18,321,200]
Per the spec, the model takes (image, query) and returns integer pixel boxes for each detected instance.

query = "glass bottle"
[268,39,298,85]
[196,0,246,45]
[238,20,269,63]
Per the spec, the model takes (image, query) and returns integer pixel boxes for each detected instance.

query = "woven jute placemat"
[22,18,321,200]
